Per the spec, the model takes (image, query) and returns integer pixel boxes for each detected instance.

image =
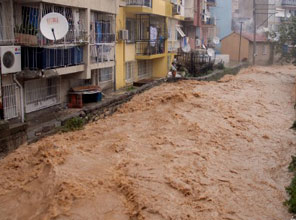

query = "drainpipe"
[13,74,25,123]
[113,0,117,92]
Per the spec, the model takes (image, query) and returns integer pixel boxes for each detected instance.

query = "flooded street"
[0,66,295,220]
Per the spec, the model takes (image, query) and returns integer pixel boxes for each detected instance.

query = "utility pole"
[253,0,257,66]
[238,22,243,63]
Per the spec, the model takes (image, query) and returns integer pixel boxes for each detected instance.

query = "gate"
[24,78,60,113]
[2,84,18,120]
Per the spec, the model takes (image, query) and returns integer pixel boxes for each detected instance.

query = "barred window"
[126,18,136,43]
[126,62,135,81]
[100,67,113,82]
[138,61,152,77]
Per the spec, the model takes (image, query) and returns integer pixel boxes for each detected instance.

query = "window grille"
[2,84,18,120]
[99,67,113,82]
[24,77,60,113]
[138,60,152,78]
[126,61,136,82]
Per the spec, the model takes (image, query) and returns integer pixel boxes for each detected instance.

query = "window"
[138,61,152,77]
[99,67,113,82]
[21,6,40,35]
[90,11,115,44]
[126,18,136,43]
[126,62,135,82]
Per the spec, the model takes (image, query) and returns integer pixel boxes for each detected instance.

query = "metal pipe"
[253,0,257,65]
[13,74,24,123]
[238,22,243,63]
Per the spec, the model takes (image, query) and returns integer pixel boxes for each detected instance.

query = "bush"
[216,61,225,70]
[285,155,296,213]
[62,117,85,132]
[291,121,296,130]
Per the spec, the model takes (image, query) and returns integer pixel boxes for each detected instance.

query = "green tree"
[276,16,296,64]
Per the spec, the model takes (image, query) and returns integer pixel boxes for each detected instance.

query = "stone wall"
[0,121,27,158]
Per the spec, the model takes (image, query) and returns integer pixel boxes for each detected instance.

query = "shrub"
[62,117,85,132]
[285,155,296,213]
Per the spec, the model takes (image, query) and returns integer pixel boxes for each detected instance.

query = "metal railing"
[206,0,216,5]
[126,0,152,7]
[89,32,116,44]
[136,40,165,56]
[0,26,15,44]
[90,43,115,63]
[24,77,60,113]
[14,4,88,46]
[22,46,84,70]
[2,84,19,120]
[203,17,216,26]
[282,0,296,7]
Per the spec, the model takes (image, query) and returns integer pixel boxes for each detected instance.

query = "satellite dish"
[207,48,215,57]
[213,37,220,45]
[181,37,191,53]
[40,12,69,41]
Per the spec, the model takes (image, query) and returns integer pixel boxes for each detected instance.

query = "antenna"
[40,12,69,41]
[213,37,220,45]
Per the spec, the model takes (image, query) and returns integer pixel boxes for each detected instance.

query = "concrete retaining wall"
[0,121,27,158]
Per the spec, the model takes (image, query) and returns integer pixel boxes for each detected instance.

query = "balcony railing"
[14,4,88,47]
[0,26,14,45]
[203,17,216,26]
[282,0,296,7]
[90,43,115,64]
[126,0,152,7]
[206,0,216,6]
[136,40,165,56]
[22,46,84,70]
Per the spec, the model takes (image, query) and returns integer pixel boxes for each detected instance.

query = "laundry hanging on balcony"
[150,26,157,47]
[181,37,191,53]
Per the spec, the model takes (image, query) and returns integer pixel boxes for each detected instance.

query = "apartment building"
[115,0,185,89]
[0,0,117,122]
[183,0,217,49]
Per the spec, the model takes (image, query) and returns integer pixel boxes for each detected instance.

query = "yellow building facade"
[116,0,185,89]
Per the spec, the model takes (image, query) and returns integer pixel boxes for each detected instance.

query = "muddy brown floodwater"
[0,66,296,220]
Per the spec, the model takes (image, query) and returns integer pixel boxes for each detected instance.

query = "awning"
[176,26,186,38]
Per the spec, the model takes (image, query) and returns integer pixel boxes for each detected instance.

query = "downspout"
[13,74,24,123]
[113,0,117,92]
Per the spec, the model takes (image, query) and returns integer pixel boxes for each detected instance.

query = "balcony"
[206,0,216,7]
[136,40,165,59]
[14,3,88,47]
[21,46,84,71]
[126,0,152,7]
[282,0,296,8]
[89,14,116,66]
[125,0,153,14]
[202,17,216,26]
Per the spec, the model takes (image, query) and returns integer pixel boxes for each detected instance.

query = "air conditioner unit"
[0,46,21,74]
[118,30,129,41]
[173,4,181,15]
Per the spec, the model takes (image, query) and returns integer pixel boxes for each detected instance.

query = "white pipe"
[13,75,25,123]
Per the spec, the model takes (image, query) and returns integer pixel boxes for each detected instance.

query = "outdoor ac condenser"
[118,30,129,41]
[0,46,21,74]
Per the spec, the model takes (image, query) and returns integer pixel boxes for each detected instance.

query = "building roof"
[221,31,268,43]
